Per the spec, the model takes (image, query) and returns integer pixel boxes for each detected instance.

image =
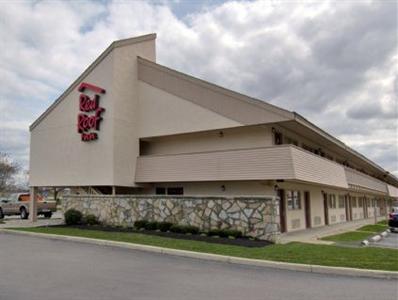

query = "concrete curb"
[2,229,397,280]
[362,230,390,245]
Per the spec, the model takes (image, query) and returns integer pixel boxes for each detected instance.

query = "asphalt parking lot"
[0,232,397,300]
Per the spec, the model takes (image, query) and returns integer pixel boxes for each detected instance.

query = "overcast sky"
[0,0,397,183]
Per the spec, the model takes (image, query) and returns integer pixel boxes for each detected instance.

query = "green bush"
[224,229,243,239]
[185,225,200,235]
[134,220,149,229]
[158,222,173,232]
[208,229,223,237]
[208,228,243,238]
[144,221,160,231]
[64,209,83,225]
[170,224,186,234]
[169,224,200,234]
[84,214,99,225]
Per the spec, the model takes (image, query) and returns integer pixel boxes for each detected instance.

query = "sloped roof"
[138,57,295,125]
[137,57,398,187]
[29,33,157,131]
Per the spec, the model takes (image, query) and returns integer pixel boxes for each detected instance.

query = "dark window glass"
[167,187,184,195]
[155,187,166,195]
[274,132,283,145]
[286,190,301,210]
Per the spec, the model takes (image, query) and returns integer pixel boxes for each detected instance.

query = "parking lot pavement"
[0,211,64,228]
[372,232,398,249]
[0,233,397,300]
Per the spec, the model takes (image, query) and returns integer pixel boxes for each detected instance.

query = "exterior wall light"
[221,185,226,191]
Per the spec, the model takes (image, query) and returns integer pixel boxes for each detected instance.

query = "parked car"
[0,193,56,219]
[388,211,398,233]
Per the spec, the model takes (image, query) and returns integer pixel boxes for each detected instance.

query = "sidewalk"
[0,211,64,229]
[280,216,386,244]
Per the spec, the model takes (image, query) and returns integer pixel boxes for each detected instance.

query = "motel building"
[29,33,398,240]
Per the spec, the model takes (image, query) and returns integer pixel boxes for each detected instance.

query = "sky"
[0,0,397,185]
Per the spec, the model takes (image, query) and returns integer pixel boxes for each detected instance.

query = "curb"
[362,230,390,245]
[2,229,397,280]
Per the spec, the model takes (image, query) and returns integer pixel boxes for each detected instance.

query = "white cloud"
[0,0,397,179]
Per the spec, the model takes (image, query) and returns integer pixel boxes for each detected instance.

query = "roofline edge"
[29,33,157,131]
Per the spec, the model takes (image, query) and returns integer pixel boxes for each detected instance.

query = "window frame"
[328,194,336,209]
[338,195,345,208]
[286,190,301,210]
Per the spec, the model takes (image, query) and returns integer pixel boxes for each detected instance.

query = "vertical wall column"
[29,186,38,222]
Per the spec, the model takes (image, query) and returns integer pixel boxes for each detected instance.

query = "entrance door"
[304,191,311,228]
[278,189,287,233]
[323,193,329,225]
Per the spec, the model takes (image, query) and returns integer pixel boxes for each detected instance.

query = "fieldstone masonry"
[62,195,281,241]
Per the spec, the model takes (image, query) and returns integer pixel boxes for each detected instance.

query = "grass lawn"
[357,224,388,233]
[11,226,398,271]
[321,223,388,243]
[321,231,373,242]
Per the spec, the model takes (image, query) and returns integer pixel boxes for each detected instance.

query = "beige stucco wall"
[111,39,156,187]
[147,181,275,196]
[30,52,116,186]
[30,36,156,187]
[141,125,273,155]
[138,82,241,138]
[350,194,365,220]
[275,182,325,232]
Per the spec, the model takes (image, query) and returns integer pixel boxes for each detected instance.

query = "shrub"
[224,229,243,239]
[170,224,186,234]
[158,222,173,232]
[144,221,159,231]
[208,229,223,237]
[84,214,99,225]
[134,220,149,229]
[185,225,200,235]
[64,209,83,225]
[208,228,243,238]
[170,224,200,234]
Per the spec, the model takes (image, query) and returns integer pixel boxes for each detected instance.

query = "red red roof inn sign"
[77,82,106,142]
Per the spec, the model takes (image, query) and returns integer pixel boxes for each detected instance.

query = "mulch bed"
[48,224,273,248]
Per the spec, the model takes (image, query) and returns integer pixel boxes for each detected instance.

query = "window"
[286,190,301,210]
[156,187,184,195]
[358,197,363,208]
[328,194,336,209]
[302,144,321,156]
[338,195,345,208]
[155,187,166,195]
[284,136,298,146]
[274,131,283,145]
[352,197,357,208]
[325,153,334,161]
[167,187,184,195]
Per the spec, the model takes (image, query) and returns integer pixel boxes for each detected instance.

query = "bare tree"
[0,153,20,193]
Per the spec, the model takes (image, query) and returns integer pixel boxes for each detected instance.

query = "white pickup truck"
[0,193,56,219]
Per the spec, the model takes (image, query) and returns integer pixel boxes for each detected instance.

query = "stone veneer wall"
[62,195,280,241]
